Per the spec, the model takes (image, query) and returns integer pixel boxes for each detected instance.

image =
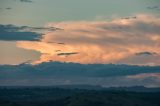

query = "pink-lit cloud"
[17,14,160,65]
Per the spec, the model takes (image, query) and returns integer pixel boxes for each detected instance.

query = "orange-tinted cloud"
[17,14,160,65]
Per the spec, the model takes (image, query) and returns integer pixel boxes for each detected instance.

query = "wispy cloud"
[147,6,160,11]
[127,73,160,79]
[0,7,12,10]
[5,7,12,10]
[19,0,33,3]
[57,52,79,56]
[135,51,157,56]
[126,73,160,87]
[17,14,160,65]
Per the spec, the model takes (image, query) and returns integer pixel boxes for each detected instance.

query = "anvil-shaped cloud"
[17,14,160,65]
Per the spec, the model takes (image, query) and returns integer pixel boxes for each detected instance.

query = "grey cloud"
[0,24,61,41]
[121,16,137,20]
[57,42,65,45]
[5,7,12,10]
[0,7,12,10]
[147,6,159,10]
[0,62,160,78]
[135,52,157,56]
[20,0,33,3]
[0,24,42,41]
[57,52,78,56]
[0,62,160,87]
[47,42,66,45]
[20,26,63,32]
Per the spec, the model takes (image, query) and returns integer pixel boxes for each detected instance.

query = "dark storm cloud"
[0,24,41,41]
[135,52,157,56]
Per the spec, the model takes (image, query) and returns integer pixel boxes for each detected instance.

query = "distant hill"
[0,87,160,106]
[1,85,160,92]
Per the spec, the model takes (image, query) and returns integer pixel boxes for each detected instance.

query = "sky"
[0,0,160,65]
[0,0,160,87]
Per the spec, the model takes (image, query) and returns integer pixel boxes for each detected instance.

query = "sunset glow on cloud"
[17,14,160,65]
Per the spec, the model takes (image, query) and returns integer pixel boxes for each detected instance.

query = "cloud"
[0,7,12,10]
[0,62,160,87]
[147,6,159,9]
[147,6,160,10]
[57,52,79,56]
[19,0,33,3]
[121,16,137,20]
[5,7,12,10]
[0,24,60,41]
[17,14,160,65]
[117,52,160,66]
[20,26,63,32]
[135,51,157,56]
[126,73,160,87]
[127,73,160,79]
[0,24,41,41]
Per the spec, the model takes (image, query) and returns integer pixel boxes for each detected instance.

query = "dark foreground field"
[0,87,160,106]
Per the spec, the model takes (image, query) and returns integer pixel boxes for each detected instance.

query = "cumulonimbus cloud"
[17,14,160,65]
